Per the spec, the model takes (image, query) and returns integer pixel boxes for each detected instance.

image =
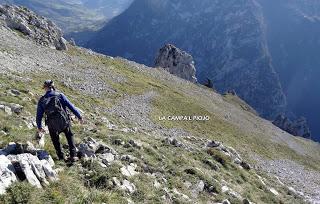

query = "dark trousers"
[49,126,76,159]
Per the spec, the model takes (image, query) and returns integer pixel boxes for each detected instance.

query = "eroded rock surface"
[155,44,197,83]
[0,4,67,50]
[0,142,58,194]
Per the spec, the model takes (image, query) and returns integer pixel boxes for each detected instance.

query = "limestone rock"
[120,163,139,177]
[269,188,279,196]
[120,180,136,193]
[155,44,197,83]
[163,137,183,147]
[191,180,205,198]
[99,153,115,165]
[78,137,116,157]
[0,142,58,193]
[9,103,23,114]
[0,104,12,115]
[0,5,67,50]
[0,155,17,194]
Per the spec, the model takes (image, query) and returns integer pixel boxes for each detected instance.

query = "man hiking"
[36,80,83,162]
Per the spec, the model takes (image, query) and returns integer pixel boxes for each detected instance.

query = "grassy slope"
[0,45,318,203]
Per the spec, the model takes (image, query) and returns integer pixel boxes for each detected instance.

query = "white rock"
[191,180,205,198]
[155,44,197,83]
[154,180,161,189]
[9,154,42,188]
[100,153,115,165]
[112,177,121,187]
[40,160,58,182]
[121,163,139,177]
[221,186,230,193]
[222,199,231,204]
[120,180,136,193]
[8,103,23,114]
[269,188,279,196]
[0,105,12,115]
[172,188,191,201]
[0,155,17,194]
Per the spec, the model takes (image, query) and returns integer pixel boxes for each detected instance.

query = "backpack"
[43,93,70,134]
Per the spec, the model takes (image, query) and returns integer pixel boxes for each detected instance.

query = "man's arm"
[36,99,45,129]
[60,94,82,119]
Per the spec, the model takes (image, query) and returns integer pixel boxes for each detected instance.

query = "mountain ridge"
[86,0,287,121]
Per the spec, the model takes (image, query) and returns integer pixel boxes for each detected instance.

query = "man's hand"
[37,128,45,133]
[79,118,85,124]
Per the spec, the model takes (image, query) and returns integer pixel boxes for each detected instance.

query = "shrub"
[207,149,232,168]
[0,182,35,204]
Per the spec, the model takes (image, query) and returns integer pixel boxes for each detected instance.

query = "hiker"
[36,80,83,162]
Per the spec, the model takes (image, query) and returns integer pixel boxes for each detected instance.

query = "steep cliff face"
[87,0,287,119]
[258,0,320,141]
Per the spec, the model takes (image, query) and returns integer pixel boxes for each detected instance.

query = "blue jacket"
[36,90,82,129]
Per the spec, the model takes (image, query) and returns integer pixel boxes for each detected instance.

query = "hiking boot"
[68,156,79,162]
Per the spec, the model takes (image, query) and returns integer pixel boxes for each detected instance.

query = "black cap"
[43,80,54,88]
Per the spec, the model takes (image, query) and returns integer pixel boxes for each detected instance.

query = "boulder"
[163,137,183,147]
[37,150,55,167]
[9,103,24,114]
[155,44,197,83]
[0,142,58,194]
[0,155,17,194]
[6,17,32,35]
[99,153,115,165]
[0,104,12,115]
[8,154,46,188]
[191,180,205,198]
[78,137,116,158]
[69,38,76,46]
[120,163,139,177]
[55,37,68,51]
[120,180,136,194]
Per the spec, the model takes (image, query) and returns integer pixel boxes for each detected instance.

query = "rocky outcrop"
[0,101,23,115]
[155,44,197,83]
[0,155,17,194]
[77,137,118,167]
[0,142,58,194]
[0,4,67,50]
[273,115,311,138]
